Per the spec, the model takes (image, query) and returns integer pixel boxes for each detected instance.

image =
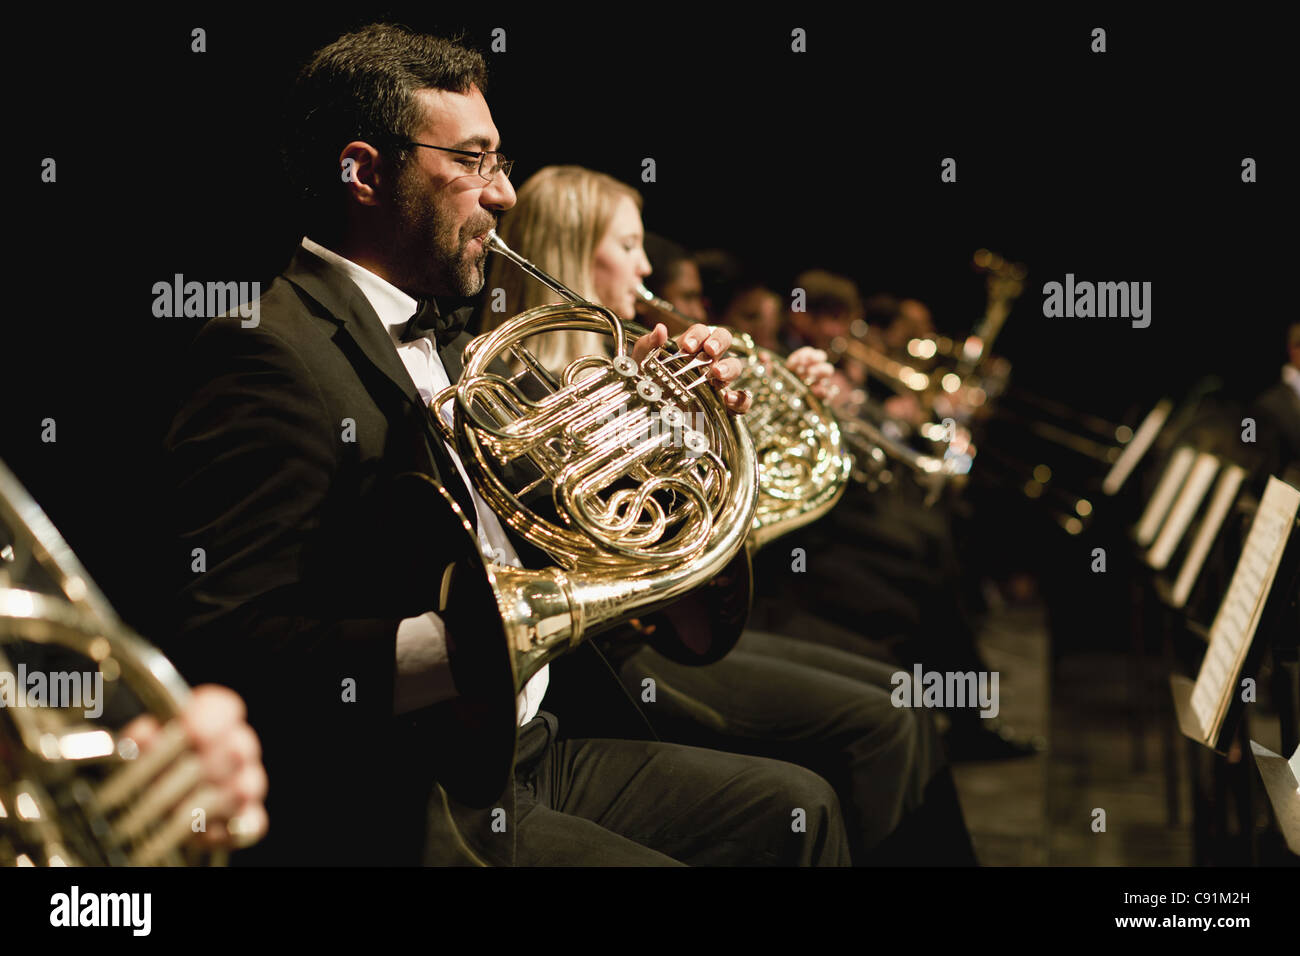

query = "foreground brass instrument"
[633,283,851,549]
[0,460,229,866]
[410,231,758,806]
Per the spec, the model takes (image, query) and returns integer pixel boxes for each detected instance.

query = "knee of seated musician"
[768,767,852,864]
[781,685,919,789]
[886,700,921,755]
[742,758,844,834]
[669,743,837,814]
[831,686,917,762]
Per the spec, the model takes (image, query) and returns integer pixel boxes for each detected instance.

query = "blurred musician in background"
[750,269,1041,759]
[784,268,858,356]
[642,233,708,323]
[480,164,976,864]
[643,236,787,358]
[638,239,1022,761]
[1250,322,1300,485]
[890,298,938,351]
[719,282,785,353]
[693,247,745,323]
[860,293,902,351]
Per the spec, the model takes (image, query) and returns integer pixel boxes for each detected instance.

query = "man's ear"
[338,141,385,207]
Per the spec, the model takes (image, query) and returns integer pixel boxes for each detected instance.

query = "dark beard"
[391,173,496,299]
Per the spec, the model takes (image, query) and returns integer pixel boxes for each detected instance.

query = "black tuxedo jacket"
[164,246,536,865]
[1251,379,1300,479]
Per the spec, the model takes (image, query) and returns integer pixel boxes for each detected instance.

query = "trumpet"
[815,328,976,498]
[829,333,937,400]
[410,230,759,807]
[832,388,975,505]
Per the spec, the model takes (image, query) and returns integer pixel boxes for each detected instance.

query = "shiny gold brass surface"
[962,249,1027,373]
[819,250,1030,500]
[0,460,226,867]
[829,334,935,399]
[835,411,967,506]
[865,249,1026,405]
[632,277,964,508]
[819,346,977,503]
[436,302,754,568]
[633,283,851,550]
[410,231,759,807]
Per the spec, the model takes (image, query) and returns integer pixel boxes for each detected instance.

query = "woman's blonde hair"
[479,165,643,371]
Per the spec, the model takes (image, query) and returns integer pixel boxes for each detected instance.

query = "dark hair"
[643,233,691,296]
[792,270,863,318]
[693,248,746,315]
[862,293,902,327]
[283,23,488,239]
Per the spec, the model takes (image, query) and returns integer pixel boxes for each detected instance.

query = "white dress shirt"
[301,237,548,725]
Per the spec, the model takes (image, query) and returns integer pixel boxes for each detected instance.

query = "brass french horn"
[408,230,758,807]
[633,283,851,550]
[0,460,233,866]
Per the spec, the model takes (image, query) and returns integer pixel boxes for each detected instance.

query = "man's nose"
[482,172,516,211]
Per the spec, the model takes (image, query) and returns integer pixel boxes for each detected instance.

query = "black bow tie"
[401,298,466,347]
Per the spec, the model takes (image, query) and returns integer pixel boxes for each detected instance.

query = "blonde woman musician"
[479,165,975,864]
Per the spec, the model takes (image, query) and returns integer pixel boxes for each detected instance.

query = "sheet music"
[1189,477,1300,741]
[1135,446,1195,547]
[1171,464,1246,608]
[1104,398,1174,496]
[1146,452,1219,570]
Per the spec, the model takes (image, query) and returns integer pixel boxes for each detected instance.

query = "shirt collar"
[301,236,417,340]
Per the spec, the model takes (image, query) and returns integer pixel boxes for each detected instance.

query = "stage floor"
[951,601,1199,865]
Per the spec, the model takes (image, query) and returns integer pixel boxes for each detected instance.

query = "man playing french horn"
[162,23,851,866]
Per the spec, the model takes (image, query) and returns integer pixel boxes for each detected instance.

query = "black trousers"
[423,712,852,866]
[613,630,974,864]
[753,494,989,682]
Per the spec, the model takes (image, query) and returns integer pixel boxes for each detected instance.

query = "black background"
[6,8,1288,635]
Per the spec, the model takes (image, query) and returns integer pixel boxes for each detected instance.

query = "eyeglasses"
[404,142,513,183]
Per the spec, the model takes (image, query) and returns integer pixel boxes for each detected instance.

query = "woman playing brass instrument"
[478,164,975,865]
